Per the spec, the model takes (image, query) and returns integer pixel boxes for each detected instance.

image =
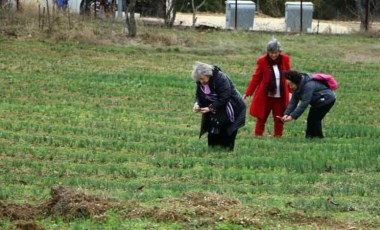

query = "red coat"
[244,53,291,120]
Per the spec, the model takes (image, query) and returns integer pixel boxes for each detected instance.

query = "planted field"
[0,26,379,229]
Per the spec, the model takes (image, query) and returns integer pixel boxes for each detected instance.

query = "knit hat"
[267,39,281,52]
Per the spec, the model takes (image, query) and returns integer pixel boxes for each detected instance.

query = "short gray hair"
[192,61,214,81]
[267,38,281,52]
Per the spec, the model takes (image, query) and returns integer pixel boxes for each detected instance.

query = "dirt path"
[174,13,379,34]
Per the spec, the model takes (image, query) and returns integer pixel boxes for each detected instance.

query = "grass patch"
[0,11,379,229]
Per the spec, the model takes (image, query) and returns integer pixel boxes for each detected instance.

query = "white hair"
[191,61,214,81]
[267,38,282,52]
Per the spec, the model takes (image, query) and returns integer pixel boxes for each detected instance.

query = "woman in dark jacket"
[192,61,246,150]
[280,70,336,138]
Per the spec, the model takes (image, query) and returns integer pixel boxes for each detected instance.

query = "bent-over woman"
[192,62,246,150]
[281,70,336,138]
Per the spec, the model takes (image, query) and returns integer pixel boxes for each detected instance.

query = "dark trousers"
[306,100,335,138]
[208,130,238,151]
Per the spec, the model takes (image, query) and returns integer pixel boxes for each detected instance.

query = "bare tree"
[357,0,376,31]
[159,0,178,28]
[126,0,136,37]
[191,0,206,27]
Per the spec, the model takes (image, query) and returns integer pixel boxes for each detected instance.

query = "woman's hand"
[193,103,210,114]
[199,107,211,114]
[192,103,200,113]
[279,115,293,122]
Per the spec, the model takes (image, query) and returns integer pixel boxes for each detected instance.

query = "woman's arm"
[284,94,298,115]
[288,82,314,119]
[282,54,291,70]
[210,72,232,110]
[244,58,264,96]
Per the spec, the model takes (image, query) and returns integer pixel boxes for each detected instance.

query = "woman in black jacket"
[192,62,246,150]
[280,70,336,138]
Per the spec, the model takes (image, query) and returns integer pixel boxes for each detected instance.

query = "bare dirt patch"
[125,192,369,229]
[344,44,380,64]
[13,220,45,230]
[0,187,377,229]
[0,185,132,229]
[41,185,118,221]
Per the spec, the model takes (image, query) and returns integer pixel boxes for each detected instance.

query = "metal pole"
[234,0,237,29]
[365,0,369,31]
[257,0,259,12]
[300,0,303,33]
[117,0,123,18]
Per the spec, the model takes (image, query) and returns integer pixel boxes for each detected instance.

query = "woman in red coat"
[243,39,291,137]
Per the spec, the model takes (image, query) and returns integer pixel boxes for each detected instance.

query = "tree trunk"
[192,0,197,26]
[169,1,177,27]
[126,0,136,37]
[164,0,177,28]
[191,0,207,27]
[358,0,376,32]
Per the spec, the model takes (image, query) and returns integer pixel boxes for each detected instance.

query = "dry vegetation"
[1,186,130,229]
[0,4,205,47]
[1,6,130,45]
[0,186,368,229]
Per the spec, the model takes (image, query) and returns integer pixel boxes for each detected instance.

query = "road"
[173,13,367,34]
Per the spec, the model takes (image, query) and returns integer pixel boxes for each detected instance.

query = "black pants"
[306,100,335,138]
[208,130,238,151]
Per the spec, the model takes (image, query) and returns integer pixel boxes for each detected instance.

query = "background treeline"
[136,0,378,20]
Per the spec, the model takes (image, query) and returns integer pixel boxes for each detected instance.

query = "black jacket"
[196,67,246,136]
